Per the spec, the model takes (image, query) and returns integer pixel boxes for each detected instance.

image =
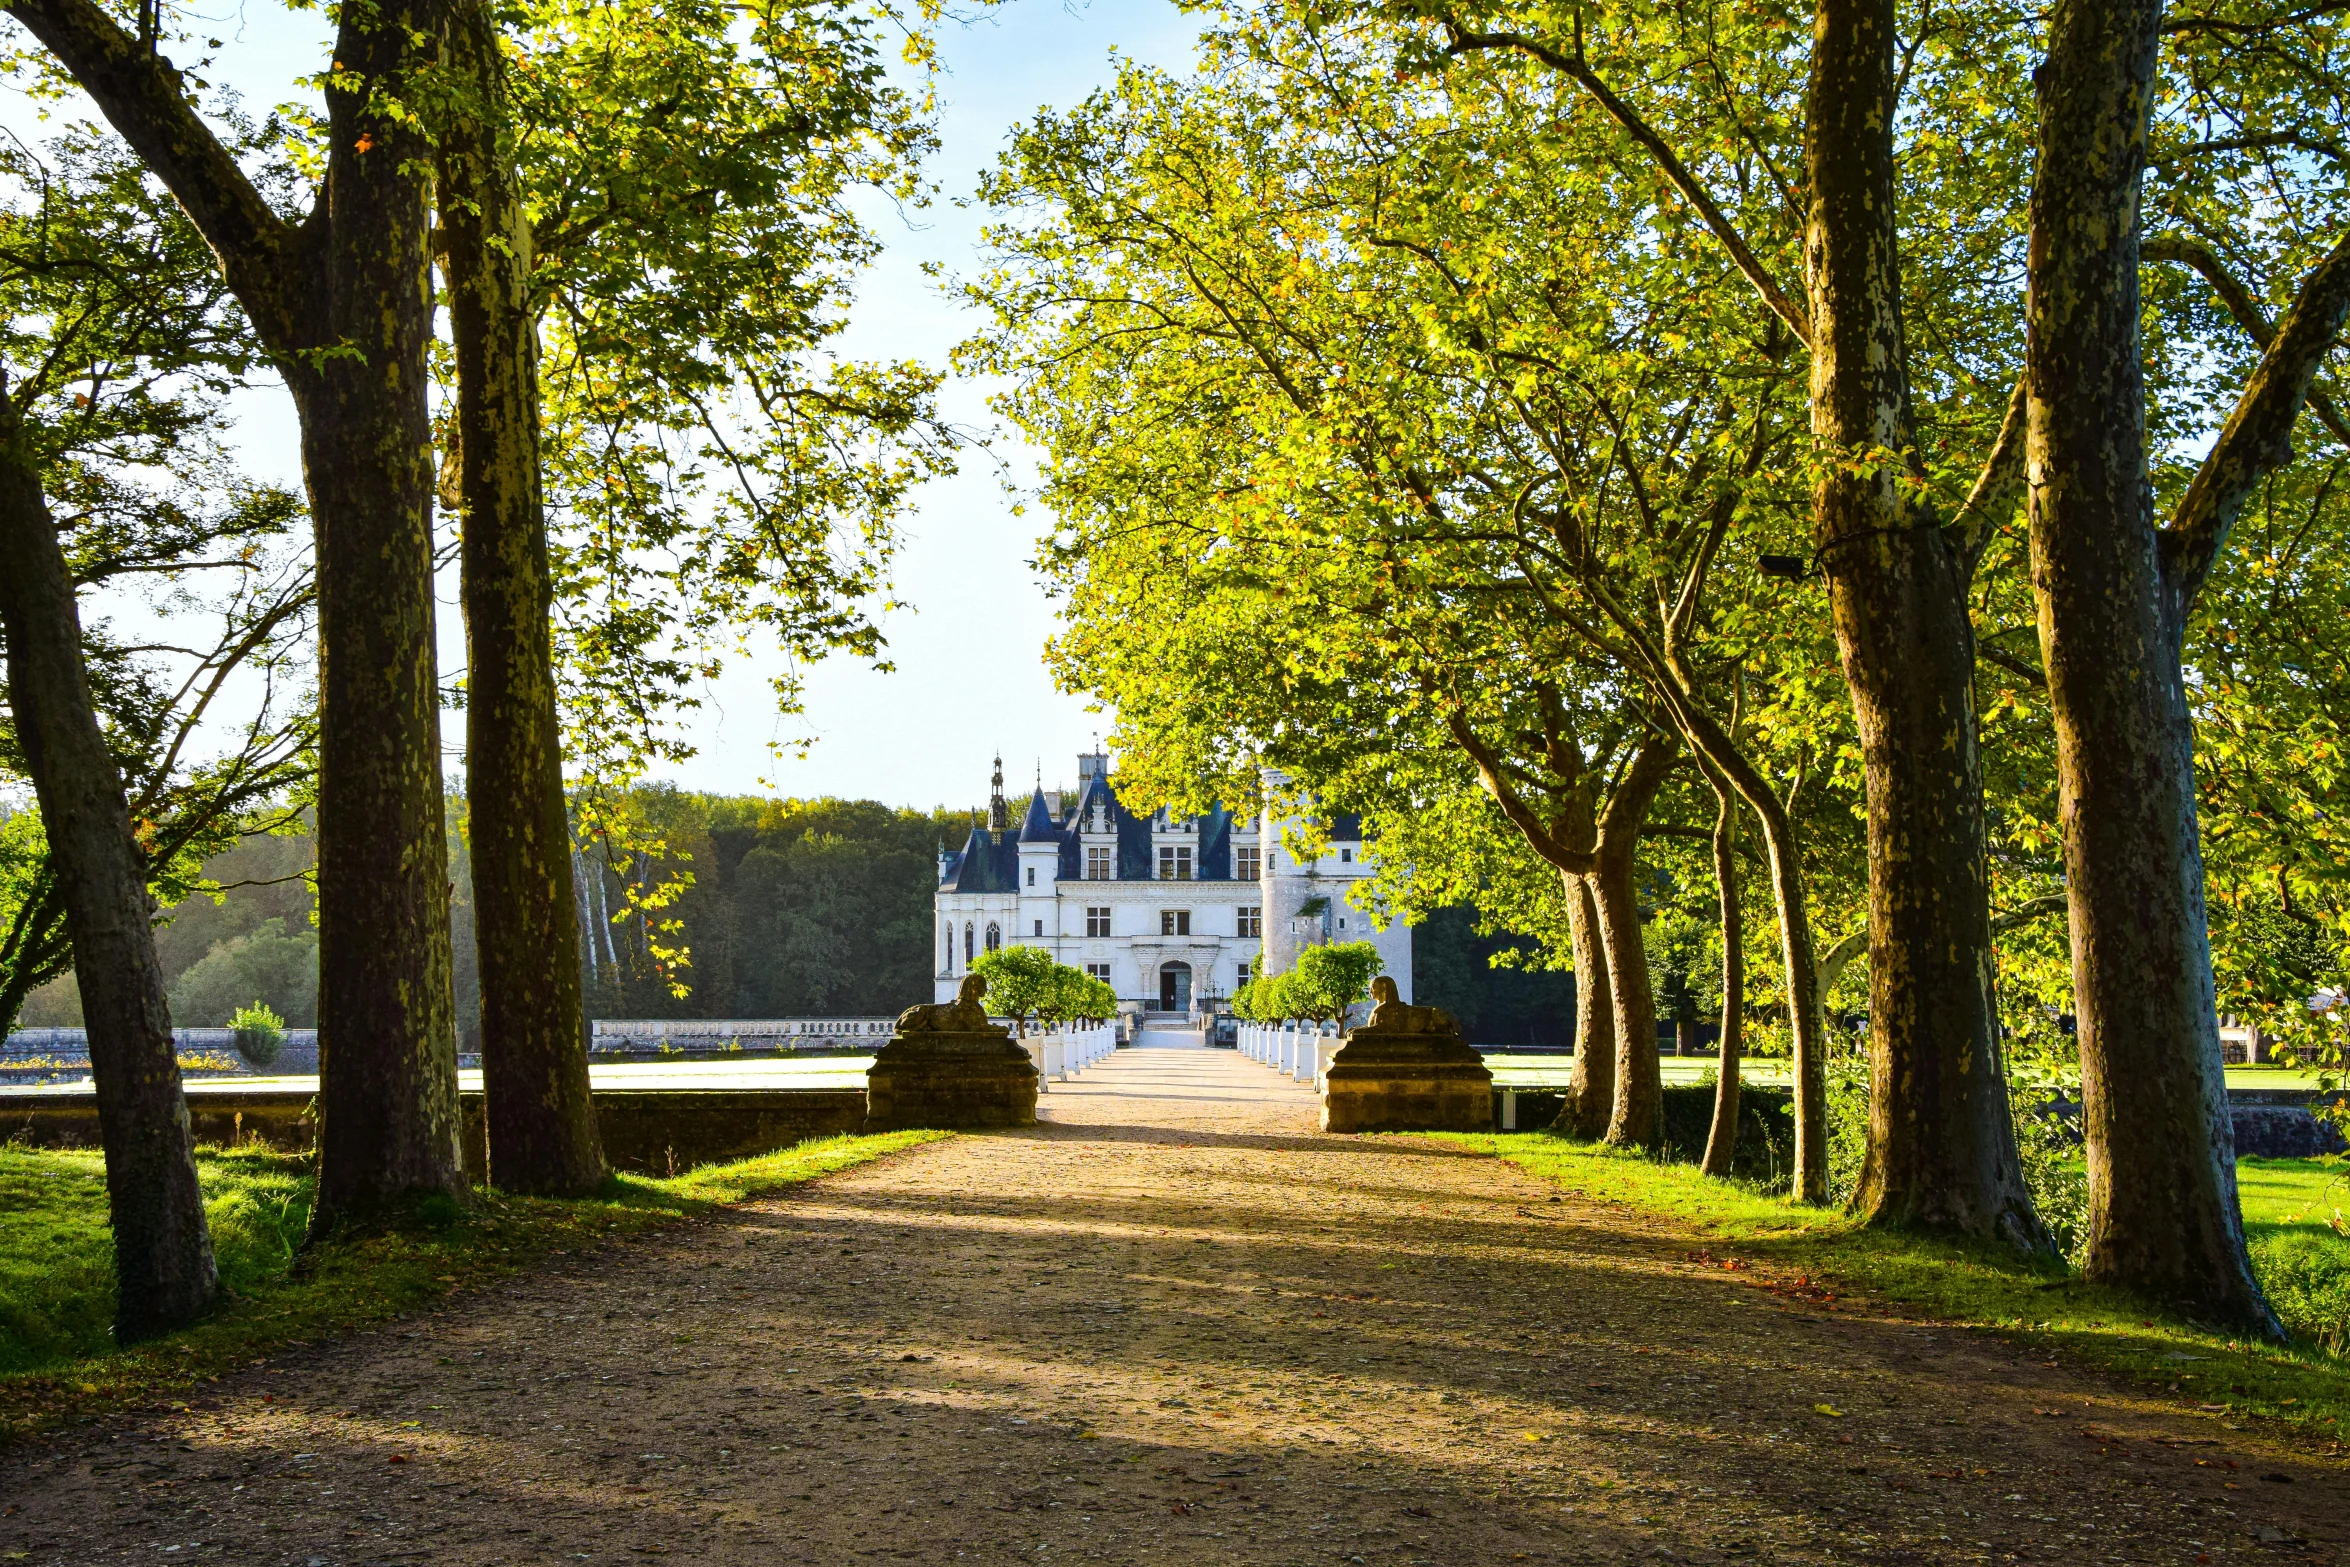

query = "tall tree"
[2025,0,2350,1330]
[10,0,469,1224]
[0,132,300,1335]
[436,0,603,1196]
[1398,0,2043,1236]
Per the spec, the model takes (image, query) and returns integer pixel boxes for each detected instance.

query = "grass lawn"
[0,1129,944,1442]
[1424,1132,2350,1449]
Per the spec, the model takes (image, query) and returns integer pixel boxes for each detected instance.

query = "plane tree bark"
[1447,705,1680,1148]
[1700,765,1746,1179]
[438,0,604,1196]
[0,425,216,1339]
[2027,0,2350,1331]
[8,0,468,1225]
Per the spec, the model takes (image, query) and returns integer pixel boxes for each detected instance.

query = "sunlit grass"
[1419,1132,2350,1445]
[0,1129,944,1439]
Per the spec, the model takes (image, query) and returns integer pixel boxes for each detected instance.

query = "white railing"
[1237,1021,1342,1085]
[590,1018,895,1052]
[1022,1021,1117,1090]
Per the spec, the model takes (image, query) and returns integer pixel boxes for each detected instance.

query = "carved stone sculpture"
[1320,973,1493,1134]
[865,973,1038,1132]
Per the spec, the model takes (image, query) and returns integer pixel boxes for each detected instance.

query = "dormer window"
[1158,845,1193,880]
[1087,846,1113,880]
[1341,847,1353,863]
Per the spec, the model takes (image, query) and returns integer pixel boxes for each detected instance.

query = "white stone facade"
[934,753,1412,1014]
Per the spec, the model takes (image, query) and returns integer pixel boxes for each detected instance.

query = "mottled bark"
[1554,871,1616,1138]
[1701,778,1745,1180]
[1598,736,1678,1150]
[297,0,467,1225]
[2025,0,2279,1332]
[1807,0,2037,1234]
[0,433,217,1338]
[442,0,605,1196]
[10,0,471,1226]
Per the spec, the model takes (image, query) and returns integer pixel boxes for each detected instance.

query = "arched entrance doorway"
[1158,961,1193,1013]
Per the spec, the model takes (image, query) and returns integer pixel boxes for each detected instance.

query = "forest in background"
[11,789,1558,1045]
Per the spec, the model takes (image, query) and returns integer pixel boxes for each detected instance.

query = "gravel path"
[3,1046,2342,1565]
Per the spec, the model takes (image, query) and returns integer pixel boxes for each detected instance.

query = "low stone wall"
[0,1083,869,1181]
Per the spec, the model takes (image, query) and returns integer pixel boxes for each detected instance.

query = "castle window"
[1026,866,1035,887]
[1086,962,1111,981]
[1033,919,1044,937]
[1158,845,1193,880]
[1236,962,1251,987]
[986,922,1001,952]
[1086,906,1111,938]
[1087,845,1112,880]
[1161,909,1191,937]
[1237,906,1261,939]
[964,923,974,962]
[944,923,955,972]
[1341,847,1353,863]
[1235,846,1259,881]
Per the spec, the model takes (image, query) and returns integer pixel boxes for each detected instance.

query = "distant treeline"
[18,787,1572,1046]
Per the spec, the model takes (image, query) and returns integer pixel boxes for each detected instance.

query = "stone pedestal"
[1319,979,1492,1133]
[864,1029,1038,1132]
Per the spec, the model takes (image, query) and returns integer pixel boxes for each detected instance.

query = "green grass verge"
[1422,1132,2350,1449]
[0,1129,946,1441]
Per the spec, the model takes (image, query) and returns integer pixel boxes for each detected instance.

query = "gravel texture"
[2,1046,2342,1565]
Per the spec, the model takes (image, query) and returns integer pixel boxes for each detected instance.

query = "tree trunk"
[0,433,218,1339]
[1554,871,1615,1138]
[1806,0,2037,1233]
[296,0,469,1227]
[1701,777,1744,1180]
[5,0,468,1229]
[1599,736,1678,1150]
[2025,0,2277,1332]
[441,0,605,1196]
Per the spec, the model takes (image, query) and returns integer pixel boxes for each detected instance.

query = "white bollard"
[1045,1039,1066,1081]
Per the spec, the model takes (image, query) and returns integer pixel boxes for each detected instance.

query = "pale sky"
[671,0,1198,811]
[10,0,1198,816]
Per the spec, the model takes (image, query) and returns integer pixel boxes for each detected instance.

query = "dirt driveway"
[3,1047,2342,1565]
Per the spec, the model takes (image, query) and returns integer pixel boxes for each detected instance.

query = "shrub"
[2249,1228,2350,1355]
[228,1001,287,1069]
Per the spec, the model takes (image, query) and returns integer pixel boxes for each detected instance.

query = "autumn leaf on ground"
[1814,1404,1845,1417]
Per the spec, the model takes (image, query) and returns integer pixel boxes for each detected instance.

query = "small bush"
[2248,1228,2350,1355]
[228,1001,286,1068]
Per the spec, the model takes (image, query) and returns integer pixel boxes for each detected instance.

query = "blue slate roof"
[935,764,1359,888]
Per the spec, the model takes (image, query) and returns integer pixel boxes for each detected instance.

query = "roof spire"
[987,753,1008,833]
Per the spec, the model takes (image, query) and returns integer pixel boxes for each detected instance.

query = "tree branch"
[1951,376,2028,566]
[2164,234,2350,611]
[2144,233,2350,446]
[1437,15,1814,349]
[2,0,301,351]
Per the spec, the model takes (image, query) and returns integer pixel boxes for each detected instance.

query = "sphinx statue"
[894,971,996,1034]
[1356,974,1459,1037]
[1321,973,1488,1133]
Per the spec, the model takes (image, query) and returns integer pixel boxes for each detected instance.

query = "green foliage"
[167,919,318,1029]
[227,1001,287,1069]
[1293,941,1382,1025]
[969,944,1059,1034]
[0,128,314,1033]
[1041,964,1119,1025]
[499,0,955,796]
[2247,1230,2350,1358]
[0,1130,942,1428]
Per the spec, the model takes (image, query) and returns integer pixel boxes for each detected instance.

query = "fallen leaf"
[1813,1404,1845,1418]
